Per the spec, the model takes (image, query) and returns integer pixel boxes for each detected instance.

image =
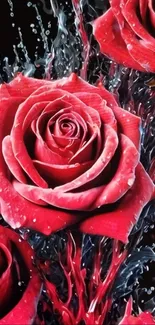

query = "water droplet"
[127,44,133,51]
[16,222,21,228]
[127,178,134,186]
[147,288,153,295]
[45,30,50,36]
[33,4,49,51]
[32,29,37,34]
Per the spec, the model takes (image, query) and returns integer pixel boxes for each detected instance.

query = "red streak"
[39,232,127,324]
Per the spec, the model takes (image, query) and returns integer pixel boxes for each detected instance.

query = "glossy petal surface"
[93,0,155,72]
[0,226,41,325]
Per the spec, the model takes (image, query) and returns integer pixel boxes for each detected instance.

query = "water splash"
[7,0,14,17]
[33,4,49,52]
[71,0,90,80]
[39,0,58,16]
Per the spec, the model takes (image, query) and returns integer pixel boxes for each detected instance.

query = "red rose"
[0,73,154,242]
[93,0,155,72]
[119,298,155,324]
[120,313,155,325]
[0,225,41,324]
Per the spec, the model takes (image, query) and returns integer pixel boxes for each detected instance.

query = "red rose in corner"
[0,73,154,242]
[119,298,155,324]
[0,225,41,325]
[120,313,155,325]
[93,0,155,72]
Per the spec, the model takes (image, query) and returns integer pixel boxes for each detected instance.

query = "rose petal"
[47,134,80,159]
[12,91,74,186]
[33,160,93,186]
[33,86,102,129]
[0,98,82,234]
[0,139,81,232]
[140,0,148,25]
[121,0,155,51]
[2,136,27,183]
[12,90,80,185]
[47,111,86,148]
[119,298,155,324]
[0,176,82,234]
[23,101,48,132]
[49,73,118,108]
[75,92,117,130]
[53,114,80,139]
[93,9,143,71]
[11,88,99,183]
[34,98,70,135]
[12,177,47,205]
[0,243,12,309]
[111,0,155,71]
[112,105,141,150]
[96,80,118,107]
[55,124,118,192]
[0,97,26,181]
[44,105,86,156]
[0,74,50,98]
[148,0,155,28]
[79,163,155,243]
[148,157,155,183]
[0,73,118,109]
[70,125,100,164]
[123,26,155,71]
[120,313,155,325]
[34,136,68,165]
[52,135,81,155]
[0,226,41,325]
[0,98,25,137]
[27,99,79,162]
[94,133,139,208]
[32,87,102,164]
[12,180,105,210]
[30,109,70,164]
[11,100,49,188]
